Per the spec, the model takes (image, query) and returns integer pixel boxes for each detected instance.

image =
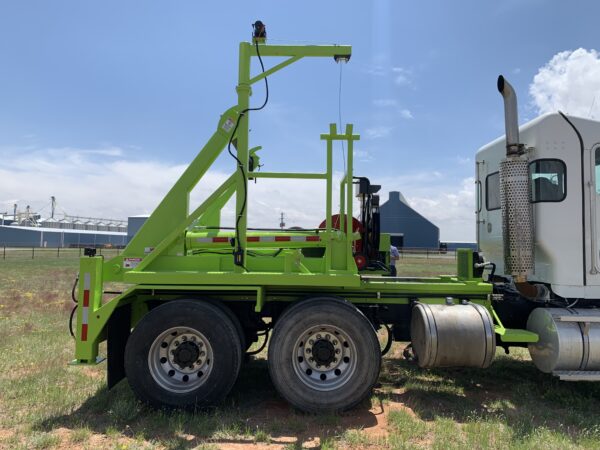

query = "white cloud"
[373,98,398,107]
[392,67,412,86]
[0,146,476,241]
[365,66,413,87]
[399,109,413,119]
[364,65,386,77]
[372,99,413,119]
[354,149,373,162]
[530,48,600,117]
[0,146,347,229]
[364,126,393,139]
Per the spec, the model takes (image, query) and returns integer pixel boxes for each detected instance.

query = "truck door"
[588,145,600,281]
[476,160,489,249]
[476,158,503,270]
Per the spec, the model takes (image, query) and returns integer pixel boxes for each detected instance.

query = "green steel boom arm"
[124,107,239,255]
[103,42,352,279]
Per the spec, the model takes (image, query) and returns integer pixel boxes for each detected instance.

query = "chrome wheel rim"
[292,324,357,391]
[148,326,213,393]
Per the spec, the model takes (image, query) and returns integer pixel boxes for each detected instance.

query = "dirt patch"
[81,366,104,381]
[238,394,415,447]
[219,443,299,450]
[0,428,15,440]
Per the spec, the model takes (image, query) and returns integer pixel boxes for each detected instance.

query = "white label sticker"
[144,247,154,254]
[123,257,143,269]
[222,118,235,132]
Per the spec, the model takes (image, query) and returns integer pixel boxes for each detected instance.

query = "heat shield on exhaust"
[500,157,534,280]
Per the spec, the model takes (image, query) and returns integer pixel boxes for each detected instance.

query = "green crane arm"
[124,106,239,256]
[102,42,352,280]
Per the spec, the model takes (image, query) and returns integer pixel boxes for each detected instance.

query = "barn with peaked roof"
[379,191,440,249]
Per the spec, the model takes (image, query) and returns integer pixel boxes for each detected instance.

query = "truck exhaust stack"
[497,75,534,282]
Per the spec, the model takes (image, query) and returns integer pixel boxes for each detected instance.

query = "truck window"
[486,172,500,210]
[529,159,566,202]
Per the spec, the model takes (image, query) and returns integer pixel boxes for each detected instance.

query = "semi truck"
[70,26,600,413]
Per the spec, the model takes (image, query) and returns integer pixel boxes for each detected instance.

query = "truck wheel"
[124,299,242,409]
[268,297,381,413]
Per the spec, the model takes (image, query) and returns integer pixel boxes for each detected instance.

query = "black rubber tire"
[205,298,246,351]
[124,299,242,409]
[268,297,381,413]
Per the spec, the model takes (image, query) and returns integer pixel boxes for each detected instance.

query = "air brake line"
[227,37,269,268]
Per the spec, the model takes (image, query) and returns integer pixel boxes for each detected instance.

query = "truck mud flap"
[107,304,132,389]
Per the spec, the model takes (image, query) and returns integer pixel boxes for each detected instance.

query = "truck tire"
[124,299,242,409]
[268,297,381,413]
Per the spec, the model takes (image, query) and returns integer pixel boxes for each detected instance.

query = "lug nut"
[309,357,314,362]
[309,340,314,345]
[333,358,337,363]
[335,349,340,354]
[333,340,338,345]
[306,348,312,354]
[316,334,322,339]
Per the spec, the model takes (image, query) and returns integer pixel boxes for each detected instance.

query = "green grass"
[1,257,599,449]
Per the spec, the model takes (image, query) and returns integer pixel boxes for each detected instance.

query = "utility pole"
[51,196,56,219]
[279,212,286,230]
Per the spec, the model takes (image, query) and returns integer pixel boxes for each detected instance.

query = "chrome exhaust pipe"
[497,75,534,282]
[497,75,524,157]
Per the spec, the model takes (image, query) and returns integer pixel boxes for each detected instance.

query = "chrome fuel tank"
[527,308,600,373]
[410,303,496,368]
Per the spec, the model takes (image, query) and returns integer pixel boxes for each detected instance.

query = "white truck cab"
[477,112,600,300]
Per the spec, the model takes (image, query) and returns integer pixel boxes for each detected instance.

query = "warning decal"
[222,118,235,132]
[123,258,143,269]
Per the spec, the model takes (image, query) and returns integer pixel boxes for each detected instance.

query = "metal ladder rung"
[553,370,600,381]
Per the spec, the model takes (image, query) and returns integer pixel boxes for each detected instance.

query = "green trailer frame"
[71,39,537,369]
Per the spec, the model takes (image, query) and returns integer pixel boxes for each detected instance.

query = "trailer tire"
[124,299,242,410]
[268,297,381,413]
[205,299,246,351]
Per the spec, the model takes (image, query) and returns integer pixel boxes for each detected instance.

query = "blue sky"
[1,1,600,240]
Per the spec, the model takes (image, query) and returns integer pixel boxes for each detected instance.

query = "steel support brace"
[73,256,104,363]
[320,124,360,271]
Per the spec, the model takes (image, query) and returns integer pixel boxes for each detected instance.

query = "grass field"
[1,256,600,449]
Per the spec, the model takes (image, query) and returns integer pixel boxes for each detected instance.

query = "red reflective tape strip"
[80,272,92,341]
[204,235,321,243]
